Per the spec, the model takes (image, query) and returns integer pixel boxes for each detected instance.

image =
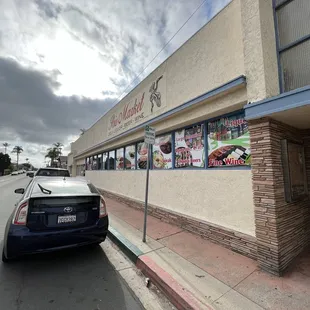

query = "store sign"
[208,114,251,167]
[107,74,166,137]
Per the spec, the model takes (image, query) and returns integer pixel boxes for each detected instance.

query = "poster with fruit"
[174,124,205,168]
[152,134,172,169]
[125,145,136,169]
[208,114,251,167]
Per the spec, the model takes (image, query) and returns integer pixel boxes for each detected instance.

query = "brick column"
[249,118,310,275]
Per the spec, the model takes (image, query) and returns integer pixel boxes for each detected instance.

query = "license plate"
[58,215,76,224]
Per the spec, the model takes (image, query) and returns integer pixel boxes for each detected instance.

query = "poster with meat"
[152,134,172,169]
[208,114,251,167]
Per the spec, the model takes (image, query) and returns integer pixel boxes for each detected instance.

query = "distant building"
[57,156,68,169]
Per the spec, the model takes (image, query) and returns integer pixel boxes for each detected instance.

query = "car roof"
[29,177,99,198]
[37,167,69,171]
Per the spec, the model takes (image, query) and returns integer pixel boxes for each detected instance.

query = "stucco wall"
[72,0,245,155]
[87,169,255,236]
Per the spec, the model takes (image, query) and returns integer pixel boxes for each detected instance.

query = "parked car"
[11,171,18,176]
[32,167,70,177]
[26,171,34,177]
[2,177,109,262]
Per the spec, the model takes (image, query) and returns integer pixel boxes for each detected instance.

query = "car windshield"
[36,169,70,177]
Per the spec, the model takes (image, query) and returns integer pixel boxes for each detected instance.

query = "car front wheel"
[2,250,9,263]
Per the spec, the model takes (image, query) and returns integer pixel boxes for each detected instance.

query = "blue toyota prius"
[2,177,109,262]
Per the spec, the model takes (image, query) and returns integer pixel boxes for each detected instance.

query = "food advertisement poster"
[125,145,136,170]
[175,124,205,168]
[116,148,124,170]
[152,134,172,169]
[137,142,149,169]
[208,114,251,167]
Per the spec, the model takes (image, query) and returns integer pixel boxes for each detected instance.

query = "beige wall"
[72,0,245,156]
[87,169,255,236]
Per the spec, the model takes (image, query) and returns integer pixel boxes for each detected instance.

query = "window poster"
[125,145,136,170]
[152,134,172,169]
[102,152,108,170]
[208,114,251,167]
[116,148,124,170]
[175,124,205,168]
[108,150,115,170]
[137,142,149,169]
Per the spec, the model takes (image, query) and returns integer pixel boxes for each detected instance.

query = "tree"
[80,129,86,136]
[0,152,11,175]
[12,146,23,170]
[53,142,63,156]
[2,142,9,155]
[45,148,60,167]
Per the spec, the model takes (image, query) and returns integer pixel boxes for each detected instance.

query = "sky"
[0,0,231,168]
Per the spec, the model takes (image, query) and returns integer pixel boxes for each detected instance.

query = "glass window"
[175,124,205,169]
[137,142,149,169]
[108,150,115,170]
[89,156,93,170]
[92,155,97,170]
[102,152,108,170]
[97,154,102,170]
[125,145,136,170]
[153,134,172,169]
[276,0,310,48]
[86,157,90,170]
[207,114,251,167]
[116,148,124,170]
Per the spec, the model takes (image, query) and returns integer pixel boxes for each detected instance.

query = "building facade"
[69,0,310,276]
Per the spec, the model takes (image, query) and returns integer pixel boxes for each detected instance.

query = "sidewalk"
[106,197,310,310]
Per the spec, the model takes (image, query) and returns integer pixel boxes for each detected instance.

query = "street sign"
[144,125,155,145]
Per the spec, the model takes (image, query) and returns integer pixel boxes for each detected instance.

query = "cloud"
[0,57,114,156]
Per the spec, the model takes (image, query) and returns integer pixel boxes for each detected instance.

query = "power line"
[108,0,207,107]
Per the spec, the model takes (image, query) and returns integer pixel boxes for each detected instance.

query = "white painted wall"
[87,169,255,236]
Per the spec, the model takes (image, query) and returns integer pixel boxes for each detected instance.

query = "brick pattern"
[99,189,258,260]
[249,118,310,275]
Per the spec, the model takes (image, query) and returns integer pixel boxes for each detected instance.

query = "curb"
[108,227,213,310]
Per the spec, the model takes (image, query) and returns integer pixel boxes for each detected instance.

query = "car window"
[36,169,70,177]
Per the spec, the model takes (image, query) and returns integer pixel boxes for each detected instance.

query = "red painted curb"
[136,255,214,310]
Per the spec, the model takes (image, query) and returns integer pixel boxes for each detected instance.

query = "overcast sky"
[0,0,231,168]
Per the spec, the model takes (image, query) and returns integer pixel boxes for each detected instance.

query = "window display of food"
[208,114,251,167]
[125,145,136,169]
[116,148,124,170]
[137,142,149,169]
[175,124,205,168]
[152,134,172,169]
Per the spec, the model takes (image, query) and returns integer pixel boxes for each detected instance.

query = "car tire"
[2,250,9,263]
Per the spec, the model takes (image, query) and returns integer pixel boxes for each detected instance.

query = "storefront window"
[89,157,93,170]
[97,154,102,170]
[153,134,172,169]
[125,145,136,170]
[86,157,90,170]
[102,152,108,170]
[108,150,115,170]
[137,142,149,169]
[175,124,205,169]
[207,114,251,167]
[92,155,98,170]
[116,148,124,170]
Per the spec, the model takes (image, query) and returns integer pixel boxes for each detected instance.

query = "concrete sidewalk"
[106,197,310,310]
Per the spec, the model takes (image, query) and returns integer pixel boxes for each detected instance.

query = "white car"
[11,171,18,176]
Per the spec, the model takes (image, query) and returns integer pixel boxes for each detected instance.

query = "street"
[0,175,146,310]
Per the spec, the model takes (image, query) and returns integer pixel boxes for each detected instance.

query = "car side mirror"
[14,188,25,194]
[29,173,34,178]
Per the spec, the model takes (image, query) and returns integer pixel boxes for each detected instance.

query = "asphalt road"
[0,175,144,310]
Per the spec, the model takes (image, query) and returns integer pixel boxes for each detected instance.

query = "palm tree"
[80,129,86,136]
[3,142,9,154]
[12,146,23,170]
[45,148,59,167]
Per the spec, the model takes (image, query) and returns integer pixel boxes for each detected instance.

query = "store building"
[68,0,310,276]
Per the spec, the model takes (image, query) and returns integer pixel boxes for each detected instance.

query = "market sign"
[107,74,166,138]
